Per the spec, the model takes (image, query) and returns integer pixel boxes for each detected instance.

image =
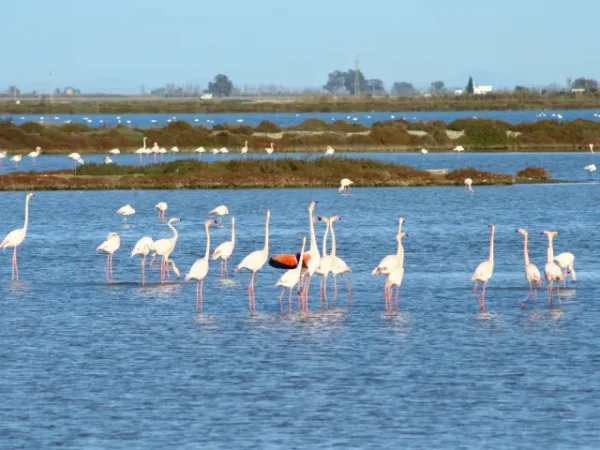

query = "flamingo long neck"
[489,228,495,263]
[263,214,270,254]
[204,223,211,260]
[523,235,531,266]
[309,208,317,253]
[330,221,337,258]
[321,220,330,257]
[168,221,178,247]
[23,196,31,232]
[296,239,306,276]
[547,236,555,263]
[397,237,405,267]
[231,220,235,246]
[143,137,147,149]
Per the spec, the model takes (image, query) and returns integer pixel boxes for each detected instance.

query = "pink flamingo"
[516,229,542,308]
[131,236,154,286]
[186,219,218,313]
[372,218,405,300]
[275,236,306,314]
[384,233,407,313]
[212,217,235,277]
[149,218,181,283]
[328,215,352,307]
[542,230,564,306]
[471,224,495,311]
[300,201,320,311]
[96,232,120,283]
[235,210,270,312]
[0,193,34,281]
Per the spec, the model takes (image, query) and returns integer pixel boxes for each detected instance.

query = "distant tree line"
[323,70,385,95]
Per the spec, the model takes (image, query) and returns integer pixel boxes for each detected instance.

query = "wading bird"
[186,219,218,313]
[212,217,235,278]
[96,232,120,283]
[471,224,495,311]
[0,193,34,281]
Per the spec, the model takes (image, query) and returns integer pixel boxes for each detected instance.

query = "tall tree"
[391,82,416,96]
[366,79,385,94]
[207,74,233,97]
[343,69,368,95]
[431,81,445,93]
[466,76,474,94]
[571,77,598,92]
[323,70,345,94]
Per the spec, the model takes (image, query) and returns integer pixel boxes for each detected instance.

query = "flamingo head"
[315,216,329,224]
[206,219,218,227]
[516,228,528,237]
[399,217,405,225]
[541,230,558,239]
[26,192,35,200]
[489,224,495,230]
[330,215,341,222]
[169,217,181,224]
[308,200,317,211]
[397,232,408,240]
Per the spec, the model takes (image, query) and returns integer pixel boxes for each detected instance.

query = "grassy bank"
[2,92,600,114]
[1,117,599,154]
[0,158,528,191]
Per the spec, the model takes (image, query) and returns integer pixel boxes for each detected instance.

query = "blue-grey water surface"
[1,184,600,449]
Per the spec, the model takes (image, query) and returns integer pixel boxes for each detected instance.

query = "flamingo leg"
[248,271,256,311]
[224,259,229,278]
[220,259,224,278]
[288,288,293,314]
[333,275,338,307]
[323,275,329,309]
[279,289,285,314]
[200,279,204,313]
[341,273,352,306]
[196,281,200,312]
[395,285,400,312]
[480,282,487,311]
[563,270,567,288]
[141,255,146,286]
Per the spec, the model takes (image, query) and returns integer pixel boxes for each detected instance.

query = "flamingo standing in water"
[116,204,135,223]
[275,236,306,314]
[209,205,229,226]
[186,219,218,313]
[96,232,120,283]
[339,178,353,194]
[0,151,7,166]
[325,146,335,156]
[241,141,248,155]
[265,143,274,155]
[516,229,542,308]
[0,192,34,281]
[471,224,495,311]
[235,210,270,312]
[554,251,576,287]
[300,201,320,311]
[155,202,168,221]
[10,154,22,169]
[328,215,352,306]
[372,218,405,299]
[385,233,407,313]
[212,217,235,277]
[315,216,333,305]
[27,147,41,164]
[135,137,148,163]
[454,145,465,157]
[150,218,181,283]
[131,236,154,286]
[464,178,473,194]
[542,230,565,306]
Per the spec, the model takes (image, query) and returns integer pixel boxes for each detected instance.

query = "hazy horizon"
[2,0,598,94]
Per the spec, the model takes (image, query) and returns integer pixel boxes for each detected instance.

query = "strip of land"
[0,159,551,191]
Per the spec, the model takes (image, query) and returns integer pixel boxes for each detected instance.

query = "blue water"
[1,184,600,448]
[2,109,600,128]
[2,152,599,183]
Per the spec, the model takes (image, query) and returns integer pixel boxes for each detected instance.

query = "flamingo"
[186,219,218,313]
[170,146,179,153]
[339,178,353,195]
[315,216,333,305]
[131,236,154,286]
[135,137,148,163]
[241,141,248,155]
[212,217,235,277]
[329,215,352,306]
[150,217,181,283]
[265,143,274,155]
[516,229,542,308]
[116,204,135,223]
[0,151,7,166]
[325,146,335,156]
[109,148,120,155]
[211,148,220,155]
[275,236,306,314]
[584,164,596,174]
[471,224,495,311]
[464,178,473,194]
[67,152,82,169]
[96,232,120,283]
[420,148,428,157]
[384,233,407,313]
[0,192,34,281]
[219,147,229,154]
[27,147,41,164]
[542,230,565,305]
[158,147,167,160]
[103,156,114,165]
[194,147,206,156]
[454,145,465,157]
[151,142,159,161]
[300,201,320,311]
[554,251,576,287]
[155,202,168,222]
[589,143,594,154]
[235,210,270,312]
[10,154,22,169]
[209,205,229,226]
[372,217,405,299]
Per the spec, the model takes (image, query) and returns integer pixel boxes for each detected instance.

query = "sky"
[2,0,598,93]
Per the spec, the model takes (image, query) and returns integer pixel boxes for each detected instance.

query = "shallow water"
[2,109,600,128]
[2,151,600,183]
[1,185,600,449]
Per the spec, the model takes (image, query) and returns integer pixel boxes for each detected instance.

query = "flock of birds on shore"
[0,186,577,315]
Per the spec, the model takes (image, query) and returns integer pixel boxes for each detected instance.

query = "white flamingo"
[10,154,22,169]
[131,236,154,286]
[454,145,465,157]
[315,216,333,305]
[384,233,407,313]
[339,178,353,194]
[464,178,473,194]
[219,147,229,154]
[275,236,306,314]
[67,152,82,169]
[96,232,120,283]
[329,215,352,306]
[584,164,596,173]
[0,151,7,166]
[235,210,270,312]
[265,143,274,155]
[211,148,220,155]
[0,193,34,281]
[170,146,179,153]
[151,142,160,161]
[372,217,405,299]
[241,141,248,155]
[150,217,181,283]
[27,147,41,164]
[135,137,148,163]
[212,217,235,278]
[420,148,428,156]
[542,230,565,305]
[194,147,206,156]
[325,146,335,156]
[186,219,218,313]
[209,205,229,226]
[516,229,542,307]
[471,224,495,311]
[155,202,168,222]
[109,148,120,155]
[116,204,135,223]
[554,251,576,288]
[300,201,320,311]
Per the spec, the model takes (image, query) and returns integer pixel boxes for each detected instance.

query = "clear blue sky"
[2,0,598,93]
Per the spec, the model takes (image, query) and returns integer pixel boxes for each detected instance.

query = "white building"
[473,84,493,95]
[454,89,464,95]
[200,93,213,100]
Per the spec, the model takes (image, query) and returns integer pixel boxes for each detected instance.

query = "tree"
[514,86,529,92]
[466,76,474,94]
[323,70,345,94]
[571,77,598,92]
[343,69,368,95]
[431,81,445,93]
[207,74,233,97]
[391,82,416,96]
[366,79,385,94]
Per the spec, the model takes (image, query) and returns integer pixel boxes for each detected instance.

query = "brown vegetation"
[516,166,552,180]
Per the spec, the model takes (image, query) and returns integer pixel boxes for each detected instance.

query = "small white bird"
[211,148,220,154]
[103,156,114,165]
[209,205,229,226]
[170,146,179,153]
[219,147,229,154]
[155,202,168,221]
[584,164,596,172]
[325,146,335,155]
[109,148,120,155]
[464,178,473,194]
[339,178,354,194]
[265,143,274,155]
[194,147,206,154]
[116,204,135,223]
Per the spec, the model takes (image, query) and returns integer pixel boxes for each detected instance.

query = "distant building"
[200,93,213,100]
[454,89,464,95]
[473,84,493,95]
[571,88,586,94]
